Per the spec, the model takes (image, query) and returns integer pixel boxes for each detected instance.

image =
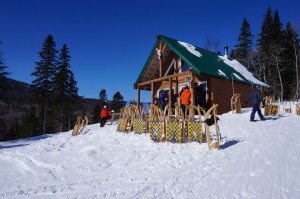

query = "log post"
[159,42,163,77]
[169,77,172,105]
[137,85,140,107]
[151,82,154,104]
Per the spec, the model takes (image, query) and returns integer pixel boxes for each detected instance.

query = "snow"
[233,72,244,81]
[217,69,227,77]
[219,55,270,87]
[178,41,202,58]
[1,104,300,198]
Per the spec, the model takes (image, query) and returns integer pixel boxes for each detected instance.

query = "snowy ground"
[1,104,300,199]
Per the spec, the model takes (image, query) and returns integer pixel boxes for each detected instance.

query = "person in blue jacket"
[245,86,266,121]
[158,90,168,110]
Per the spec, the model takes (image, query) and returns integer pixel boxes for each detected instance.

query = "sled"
[186,105,206,143]
[131,104,145,134]
[264,104,279,116]
[262,96,279,116]
[72,116,88,136]
[164,103,184,143]
[148,104,165,142]
[231,93,241,114]
[117,106,132,133]
[283,102,292,113]
[296,103,300,116]
[205,104,220,150]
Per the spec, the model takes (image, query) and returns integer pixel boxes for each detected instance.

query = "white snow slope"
[1,105,300,199]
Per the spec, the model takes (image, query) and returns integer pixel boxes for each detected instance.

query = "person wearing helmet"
[100,105,113,127]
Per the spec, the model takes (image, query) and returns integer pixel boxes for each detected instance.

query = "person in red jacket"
[100,106,113,127]
[180,85,191,115]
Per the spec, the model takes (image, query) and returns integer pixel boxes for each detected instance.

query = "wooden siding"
[212,77,253,114]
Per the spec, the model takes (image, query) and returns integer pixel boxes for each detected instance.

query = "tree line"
[231,7,300,101]
[0,35,125,141]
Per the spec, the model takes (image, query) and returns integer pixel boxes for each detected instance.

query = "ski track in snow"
[1,107,300,198]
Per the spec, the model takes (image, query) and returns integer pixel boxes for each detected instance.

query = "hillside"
[0,107,300,198]
[0,76,99,140]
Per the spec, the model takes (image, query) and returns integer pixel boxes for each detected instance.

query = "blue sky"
[1,0,299,102]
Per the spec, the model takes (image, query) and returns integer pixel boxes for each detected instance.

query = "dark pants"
[100,117,108,127]
[250,103,264,120]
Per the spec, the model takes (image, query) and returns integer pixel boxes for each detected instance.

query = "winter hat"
[104,105,107,108]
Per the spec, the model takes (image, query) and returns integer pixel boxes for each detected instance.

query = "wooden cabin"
[134,35,270,114]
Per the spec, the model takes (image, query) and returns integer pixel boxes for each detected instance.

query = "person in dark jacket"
[158,90,167,110]
[194,83,206,108]
[245,86,266,121]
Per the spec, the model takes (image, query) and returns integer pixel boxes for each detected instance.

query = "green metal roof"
[135,35,270,88]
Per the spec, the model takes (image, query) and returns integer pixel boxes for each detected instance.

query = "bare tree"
[204,36,220,53]
[269,45,286,100]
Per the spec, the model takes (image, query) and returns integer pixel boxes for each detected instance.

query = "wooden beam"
[138,70,193,86]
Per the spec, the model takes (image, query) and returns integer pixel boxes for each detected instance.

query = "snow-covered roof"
[136,35,270,88]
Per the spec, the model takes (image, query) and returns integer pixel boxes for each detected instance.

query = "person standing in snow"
[180,85,191,115]
[100,105,113,127]
[158,90,167,111]
[194,83,206,108]
[245,86,266,121]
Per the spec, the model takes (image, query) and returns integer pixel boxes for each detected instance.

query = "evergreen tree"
[110,91,124,113]
[53,44,79,132]
[92,103,101,124]
[0,42,10,101]
[257,7,273,53]
[99,89,107,108]
[232,18,254,68]
[18,106,40,138]
[282,23,300,99]
[31,34,58,134]
[272,10,284,45]
[256,8,274,85]
[0,42,10,77]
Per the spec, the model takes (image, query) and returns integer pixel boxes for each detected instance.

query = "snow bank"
[1,106,300,198]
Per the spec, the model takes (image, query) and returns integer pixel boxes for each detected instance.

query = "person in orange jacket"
[100,105,113,127]
[180,85,191,114]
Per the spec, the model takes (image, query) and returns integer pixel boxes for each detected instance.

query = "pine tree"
[18,106,40,138]
[0,42,10,101]
[53,44,79,132]
[257,8,273,53]
[110,91,124,113]
[256,8,274,85]
[99,89,107,108]
[31,34,58,134]
[92,103,101,124]
[0,42,10,77]
[282,23,300,99]
[232,18,254,68]
[272,10,284,45]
